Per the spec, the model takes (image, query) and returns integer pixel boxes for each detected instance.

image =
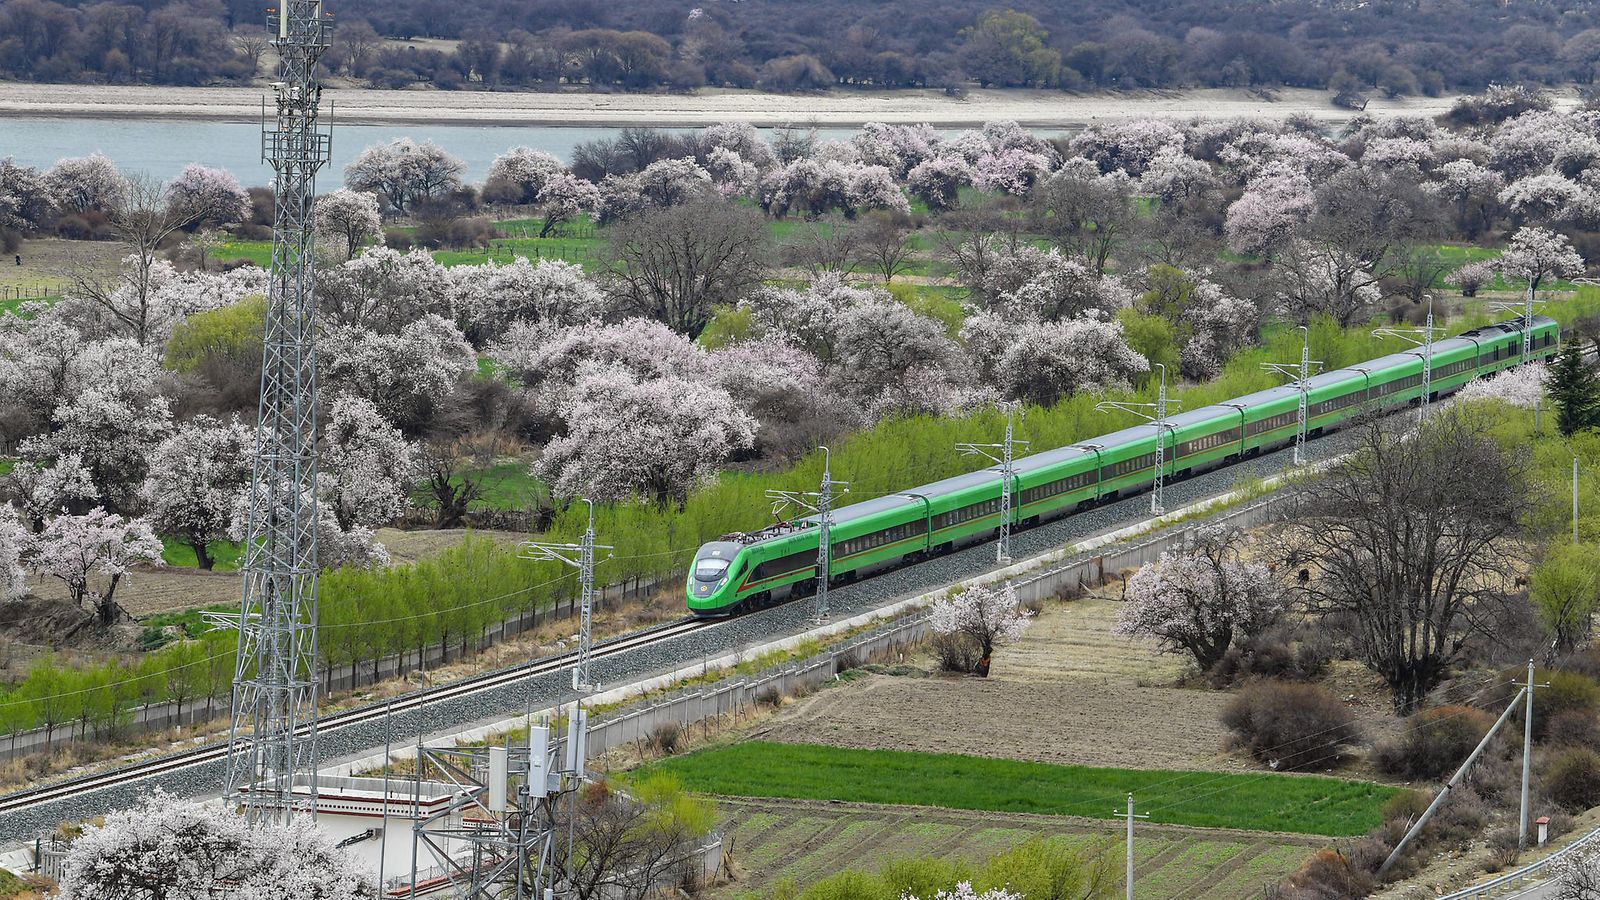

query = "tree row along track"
[0,421,1375,842]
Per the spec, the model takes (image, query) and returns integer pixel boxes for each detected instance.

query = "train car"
[687,315,1561,616]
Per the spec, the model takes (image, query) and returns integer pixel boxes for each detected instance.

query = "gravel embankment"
[0,428,1359,842]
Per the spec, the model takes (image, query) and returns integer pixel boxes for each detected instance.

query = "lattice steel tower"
[223,0,333,823]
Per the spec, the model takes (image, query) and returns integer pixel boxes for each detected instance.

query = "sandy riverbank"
[0,82,1565,128]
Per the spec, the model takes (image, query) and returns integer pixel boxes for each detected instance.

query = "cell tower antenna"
[957,401,1029,563]
[217,0,334,823]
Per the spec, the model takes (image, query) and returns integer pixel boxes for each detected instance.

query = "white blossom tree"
[1499,225,1586,293]
[0,157,52,233]
[967,313,1148,405]
[314,188,383,261]
[0,505,25,601]
[57,790,374,900]
[27,507,164,626]
[484,146,565,205]
[535,366,756,508]
[1454,362,1548,408]
[930,582,1033,676]
[44,152,128,214]
[1069,119,1187,177]
[317,246,451,331]
[904,883,1022,900]
[1113,524,1284,671]
[535,172,601,238]
[343,138,465,214]
[5,453,100,530]
[320,394,418,531]
[141,415,252,570]
[320,313,476,435]
[971,146,1055,196]
[450,256,609,344]
[166,163,251,228]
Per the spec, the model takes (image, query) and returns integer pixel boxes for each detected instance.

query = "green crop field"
[650,742,1397,837]
[714,798,1319,900]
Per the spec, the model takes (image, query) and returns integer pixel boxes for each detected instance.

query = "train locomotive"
[687,315,1562,616]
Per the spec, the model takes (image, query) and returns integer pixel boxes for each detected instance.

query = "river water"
[0,117,865,187]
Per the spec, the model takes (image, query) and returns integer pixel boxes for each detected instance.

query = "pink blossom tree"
[1069,118,1187,176]
[930,582,1033,676]
[969,313,1148,405]
[58,789,374,900]
[1499,225,1586,292]
[704,147,760,200]
[1224,165,1314,258]
[696,122,778,171]
[1498,173,1588,226]
[845,165,912,217]
[166,163,251,228]
[27,507,164,626]
[851,122,939,177]
[535,366,756,507]
[971,147,1055,196]
[906,155,974,212]
[314,188,384,261]
[1139,147,1219,203]
[1446,259,1499,296]
[140,414,252,570]
[833,297,966,418]
[1113,524,1283,671]
[491,317,706,414]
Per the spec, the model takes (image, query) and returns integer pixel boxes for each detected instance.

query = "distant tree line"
[8,0,1600,94]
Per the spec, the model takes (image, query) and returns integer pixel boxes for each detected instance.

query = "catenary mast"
[221,0,333,823]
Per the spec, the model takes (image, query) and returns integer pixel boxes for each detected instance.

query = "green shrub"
[1380,790,1429,824]
[1373,705,1495,781]
[1544,747,1600,811]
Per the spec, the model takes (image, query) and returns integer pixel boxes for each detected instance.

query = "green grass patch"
[648,742,1396,837]
[159,536,244,571]
[0,459,13,477]
[217,240,274,267]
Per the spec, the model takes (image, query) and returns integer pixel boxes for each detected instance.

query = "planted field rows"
[651,742,1399,837]
[714,798,1319,900]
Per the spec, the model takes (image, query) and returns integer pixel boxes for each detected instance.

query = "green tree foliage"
[1548,339,1600,436]
[163,295,266,374]
[1532,543,1600,657]
[1115,307,1181,376]
[798,837,1118,900]
[958,10,1062,88]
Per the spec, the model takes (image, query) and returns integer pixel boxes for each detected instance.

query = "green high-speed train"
[687,315,1561,616]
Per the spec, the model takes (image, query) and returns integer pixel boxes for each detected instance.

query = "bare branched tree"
[64,173,199,344]
[853,210,915,282]
[1277,406,1528,713]
[603,200,770,338]
[549,778,716,900]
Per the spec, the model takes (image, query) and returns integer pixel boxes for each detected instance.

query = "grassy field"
[158,536,244,571]
[650,742,1397,837]
[715,798,1317,900]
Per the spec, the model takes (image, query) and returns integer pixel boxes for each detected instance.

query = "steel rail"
[0,616,716,814]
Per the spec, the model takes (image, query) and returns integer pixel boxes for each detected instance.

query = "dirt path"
[0,83,1550,128]
[753,595,1249,773]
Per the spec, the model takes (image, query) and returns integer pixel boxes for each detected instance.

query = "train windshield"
[694,557,731,582]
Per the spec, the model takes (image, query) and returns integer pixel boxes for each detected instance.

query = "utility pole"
[1491,286,1544,364]
[217,0,334,824]
[1373,295,1443,422]
[1521,659,1536,849]
[1262,325,1323,465]
[518,499,612,889]
[768,447,850,622]
[957,401,1030,564]
[1114,793,1149,900]
[1097,364,1181,514]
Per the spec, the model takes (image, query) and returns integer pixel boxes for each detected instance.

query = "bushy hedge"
[1221,681,1361,772]
[1373,705,1495,782]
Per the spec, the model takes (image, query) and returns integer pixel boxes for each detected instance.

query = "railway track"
[0,616,719,815]
[3,348,1575,821]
